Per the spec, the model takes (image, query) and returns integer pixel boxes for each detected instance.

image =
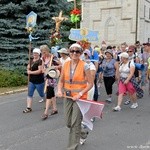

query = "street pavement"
[0,83,150,150]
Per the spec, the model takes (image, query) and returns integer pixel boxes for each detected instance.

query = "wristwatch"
[79,92,83,97]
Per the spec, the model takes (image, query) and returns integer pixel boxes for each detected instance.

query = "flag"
[67,0,74,2]
[76,99,105,130]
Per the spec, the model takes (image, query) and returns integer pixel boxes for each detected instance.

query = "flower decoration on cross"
[70,8,81,23]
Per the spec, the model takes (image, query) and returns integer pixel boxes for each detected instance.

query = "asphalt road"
[0,83,150,150]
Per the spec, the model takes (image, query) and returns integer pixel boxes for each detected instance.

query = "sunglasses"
[70,50,81,54]
[127,51,133,53]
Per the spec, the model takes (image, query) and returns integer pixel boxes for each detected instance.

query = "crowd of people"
[23,41,150,150]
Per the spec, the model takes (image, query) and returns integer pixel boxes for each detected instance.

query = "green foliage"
[0,68,27,87]
[0,0,75,70]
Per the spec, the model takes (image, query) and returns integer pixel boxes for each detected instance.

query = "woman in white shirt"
[113,52,138,111]
[83,49,96,100]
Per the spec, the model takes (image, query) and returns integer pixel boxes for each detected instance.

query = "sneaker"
[105,97,112,103]
[80,138,86,145]
[113,106,121,111]
[124,100,131,105]
[81,122,87,129]
[39,99,44,103]
[91,117,95,122]
[130,103,138,109]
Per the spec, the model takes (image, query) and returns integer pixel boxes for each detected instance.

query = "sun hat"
[45,66,60,78]
[33,48,41,55]
[57,48,69,54]
[84,49,91,57]
[120,52,129,58]
[69,43,82,49]
[105,49,113,57]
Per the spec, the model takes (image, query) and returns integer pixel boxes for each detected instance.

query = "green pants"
[64,98,87,150]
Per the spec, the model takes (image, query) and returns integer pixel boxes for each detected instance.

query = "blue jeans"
[28,82,45,98]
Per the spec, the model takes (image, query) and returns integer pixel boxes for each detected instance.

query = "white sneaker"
[39,99,44,103]
[130,103,138,109]
[80,138,86,145]
[113,106,121,111]
[91,118,95,122]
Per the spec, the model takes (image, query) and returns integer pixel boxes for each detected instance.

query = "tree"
[0,0,73,71]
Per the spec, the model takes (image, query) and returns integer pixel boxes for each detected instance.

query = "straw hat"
[45,66,60,78]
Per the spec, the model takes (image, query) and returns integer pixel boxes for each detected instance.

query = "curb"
[0,88,28,96]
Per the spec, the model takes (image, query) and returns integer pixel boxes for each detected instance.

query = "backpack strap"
[120,61,131,68]
[128,61,131,68]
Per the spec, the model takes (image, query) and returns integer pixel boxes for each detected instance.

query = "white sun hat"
[45,66,60,78]
[33,48,41,55]
[120,52,129,58]
[69,43,82,49]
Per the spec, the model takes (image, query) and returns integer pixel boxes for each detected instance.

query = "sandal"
[41,114,48,120]
[23,108,32,113]
[50,110,58,115]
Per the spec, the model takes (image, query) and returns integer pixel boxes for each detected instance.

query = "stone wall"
[81,0,150,46]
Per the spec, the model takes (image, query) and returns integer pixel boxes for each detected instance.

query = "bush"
[0,68,27,87]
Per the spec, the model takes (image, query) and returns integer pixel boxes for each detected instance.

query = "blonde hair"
[40,45,50,52]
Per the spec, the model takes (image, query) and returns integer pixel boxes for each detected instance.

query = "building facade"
[81,0,150,46]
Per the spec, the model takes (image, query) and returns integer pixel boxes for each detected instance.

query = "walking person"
[40,45,59,120]
[82,49,96,100]
[57,43,93,150]
[141,43,150,89]
[89,47,99,101]
[101,49,119,103]
[57,48,71,66]
[124,45,141,105]
[113,52,138,111]
[23,48,45,113]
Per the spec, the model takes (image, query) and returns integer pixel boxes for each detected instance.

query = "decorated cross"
[52,11,68,32]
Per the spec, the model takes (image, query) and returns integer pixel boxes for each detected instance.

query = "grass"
[0,85,27,94]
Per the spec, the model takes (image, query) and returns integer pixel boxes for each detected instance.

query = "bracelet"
[79,92,83,97]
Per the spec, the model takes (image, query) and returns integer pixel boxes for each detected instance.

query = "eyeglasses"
[84,53,88,55]
[127,51,133,53]
[70,50,81,54]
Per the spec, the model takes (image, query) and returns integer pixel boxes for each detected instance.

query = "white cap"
[120,52,129,58]
[69,43,82,49]
[33,48,41,55]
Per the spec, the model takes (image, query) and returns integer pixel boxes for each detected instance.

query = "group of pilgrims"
[22,41,150,149]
